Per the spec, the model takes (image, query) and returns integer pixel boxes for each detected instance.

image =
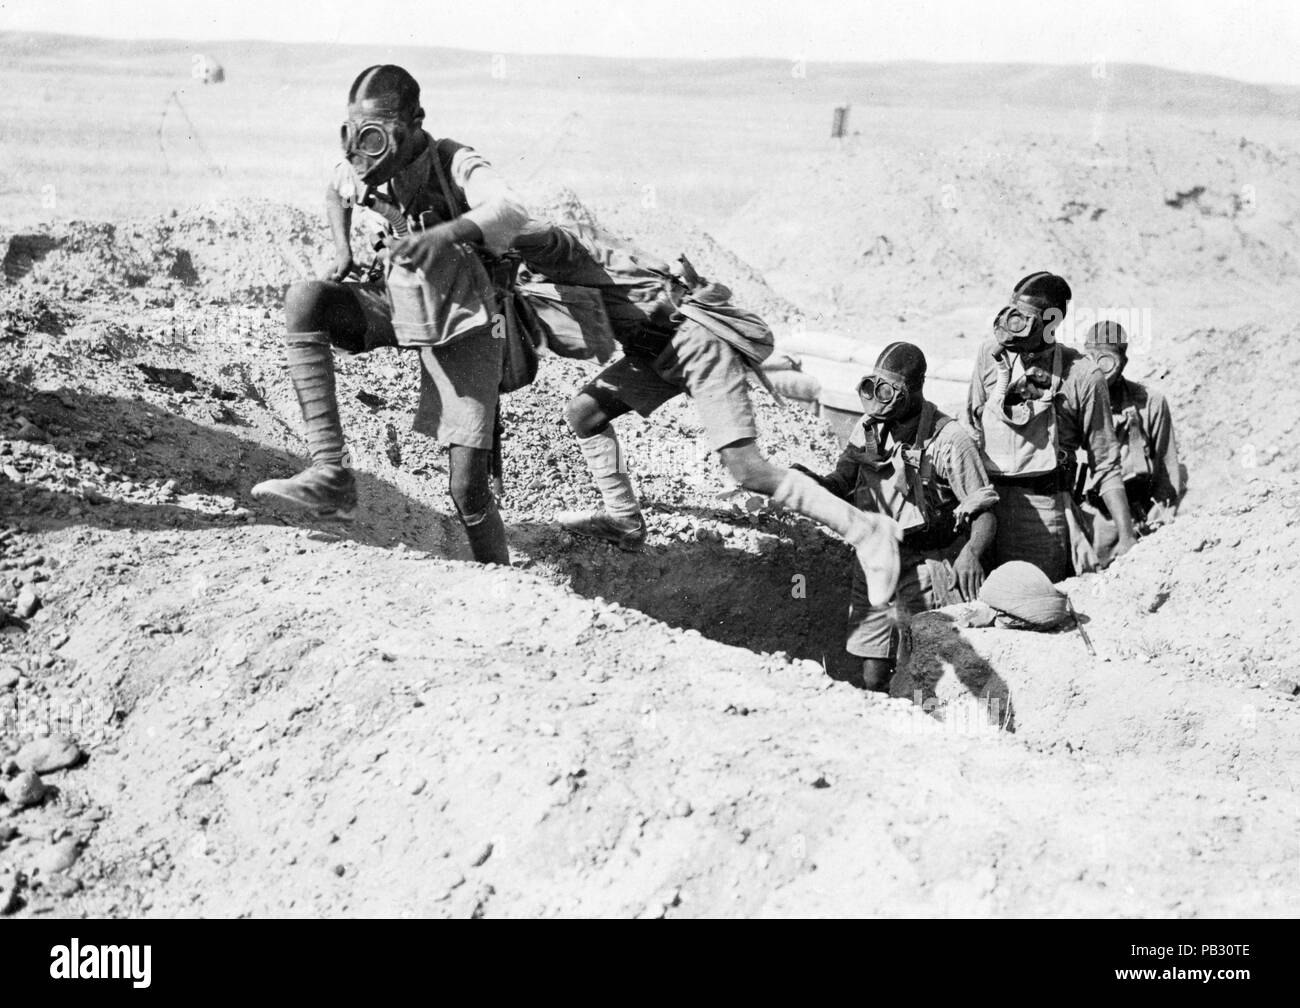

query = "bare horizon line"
[4,27,1295,94]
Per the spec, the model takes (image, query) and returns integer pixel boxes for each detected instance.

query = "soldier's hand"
[1112,535,1137,559]
[326,251,356,282]
[952,546,985,602]
[390,225,458,276]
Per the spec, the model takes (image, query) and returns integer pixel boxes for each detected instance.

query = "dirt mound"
[1153,321,1300,507]
[721,123,1300,338]
[906,470,1300,744]
[2,202,329,308]
[3,207,1300,917]
[717,125,1300,506]
[4,187,802,330]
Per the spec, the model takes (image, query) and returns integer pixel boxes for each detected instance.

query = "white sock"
[576,428,641,521]
[772,469,901,601]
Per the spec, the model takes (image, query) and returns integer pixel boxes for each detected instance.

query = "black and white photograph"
[0,0,1295,944]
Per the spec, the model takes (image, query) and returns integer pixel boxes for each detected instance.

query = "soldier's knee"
[284,280,332,334]
[720,444,776,493]
[566,393,610,437]
[448,452,492,518]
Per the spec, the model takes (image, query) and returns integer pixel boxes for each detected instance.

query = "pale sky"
[3,0,1298,87]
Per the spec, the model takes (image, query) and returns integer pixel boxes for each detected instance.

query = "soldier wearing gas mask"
[251,65,528,564]
[799,342,998,693]
[1077,320,1183,564]
[964,272,1137,582]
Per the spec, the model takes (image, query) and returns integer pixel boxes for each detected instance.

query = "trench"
[520,509,859,678]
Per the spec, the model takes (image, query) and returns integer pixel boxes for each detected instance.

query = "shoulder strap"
[918,401,953,448]
[430,138,471,218]
[1049,342,1065,395]
[914,400,936,445]
[909,404,956,529]
[915,404,949,485]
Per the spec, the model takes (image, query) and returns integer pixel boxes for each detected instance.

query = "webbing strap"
[430,138,470,219]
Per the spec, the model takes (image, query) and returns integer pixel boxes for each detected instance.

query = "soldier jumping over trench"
[509,221,903,609]
[251,65,527,564]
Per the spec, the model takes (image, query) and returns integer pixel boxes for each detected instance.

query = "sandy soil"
[2,192,1298,918]
[2,35,1299,918]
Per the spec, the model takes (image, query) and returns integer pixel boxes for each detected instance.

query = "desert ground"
[1,32,1299,917]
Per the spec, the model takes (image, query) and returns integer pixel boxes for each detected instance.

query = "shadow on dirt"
[2,234,60,282]
[4,378,1012,725]
[1,379,463,554]
[894,610,1017,733]
[515,516,863,680]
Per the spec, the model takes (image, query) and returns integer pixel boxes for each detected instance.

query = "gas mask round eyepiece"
[994,301,1051,349]
[1090,348,1125,384]
[341,114,408,185]
[342,122,391,157]
[858,372,911,420]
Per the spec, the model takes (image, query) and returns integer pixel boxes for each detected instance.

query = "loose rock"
[184,764,216,789]
[15,734,82,774]
[35,837,81,875]
[4,770,48,808]
[14,586,40,619]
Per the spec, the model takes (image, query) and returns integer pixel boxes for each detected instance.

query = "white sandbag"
[797,355,865,412]
[848,342,886,366]
[925,377,970,417]
[765,369,821,403]
[775,328,867,364]
[929,357,977,384]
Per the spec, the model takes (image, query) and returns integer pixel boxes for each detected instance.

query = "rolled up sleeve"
[329,160,362,208]
[934,423,999,517]
[452,147,529,255]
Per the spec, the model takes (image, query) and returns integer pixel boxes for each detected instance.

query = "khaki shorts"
[584,320,758,453]
[348,281,502,451]
[846,538,965,659]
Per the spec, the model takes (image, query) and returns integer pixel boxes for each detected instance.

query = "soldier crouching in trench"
[797,342,999,693]
[251,65,527,564]
[1076,319,1184,565]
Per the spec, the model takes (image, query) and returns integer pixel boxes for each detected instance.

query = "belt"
[991,469,1072,494]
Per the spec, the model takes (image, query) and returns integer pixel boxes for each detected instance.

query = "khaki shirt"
[1093,378,1183,504]
[964,338,1125,497]
[824,406,996,521]
[331,132,528,255]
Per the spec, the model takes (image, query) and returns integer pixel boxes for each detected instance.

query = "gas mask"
[341,106,415,186]
[994,300,1058,351]
[1089,347,1126,388]
[858,371,915,422]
